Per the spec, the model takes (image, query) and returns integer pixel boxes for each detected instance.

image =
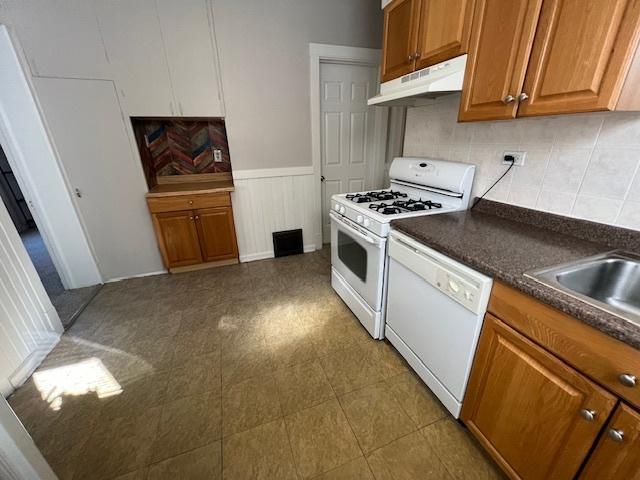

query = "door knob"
[74,188,82,198]
[518,92,529,102]
[321,176,325,182]
[580,409,596,422]
[608,428,625,443]
[618,373,637,387]
[503,95,515,104]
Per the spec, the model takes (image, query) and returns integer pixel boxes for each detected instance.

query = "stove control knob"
[339,206,346,214]
[334,203,340,212]
[363,219,371,227]
[356,215,364,224]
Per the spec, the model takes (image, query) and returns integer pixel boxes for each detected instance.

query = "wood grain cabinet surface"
[580,403,640,479]
[461,313,617,480]
[460,0,640,121]
[381,0,475,82]
[147,191,238,272]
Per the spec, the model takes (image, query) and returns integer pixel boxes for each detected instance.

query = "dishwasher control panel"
[435,269,481,313]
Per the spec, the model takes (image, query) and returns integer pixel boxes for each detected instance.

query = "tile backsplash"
[403,94,640,231]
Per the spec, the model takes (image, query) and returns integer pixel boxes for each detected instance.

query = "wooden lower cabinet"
[461,313,617,480]
[153,210,202,268]
[195,206,238,262]
[580,403,640,480]
[147,191,238,271]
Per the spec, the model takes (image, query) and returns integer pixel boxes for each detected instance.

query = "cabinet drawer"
[489,281,640,410]
[146,192,230,213]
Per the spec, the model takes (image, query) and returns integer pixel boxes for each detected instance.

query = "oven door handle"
[330,212,380,246]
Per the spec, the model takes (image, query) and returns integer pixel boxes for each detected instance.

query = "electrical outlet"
[214,149,223,162]
[502,151,526,166]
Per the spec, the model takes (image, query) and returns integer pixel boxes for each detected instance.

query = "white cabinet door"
[157,0,224,117]
[5,0,109,79]
[96,0,175,117]
[33,78,164,281]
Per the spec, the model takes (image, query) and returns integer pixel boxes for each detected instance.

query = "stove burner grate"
[366,190,408,201]
[346,193,373,203]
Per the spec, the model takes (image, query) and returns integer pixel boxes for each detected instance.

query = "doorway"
[0,144,99,329]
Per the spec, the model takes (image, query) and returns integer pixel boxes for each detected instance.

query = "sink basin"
[526,251,640,325]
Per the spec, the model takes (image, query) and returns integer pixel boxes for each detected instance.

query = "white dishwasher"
[385,230,492,418]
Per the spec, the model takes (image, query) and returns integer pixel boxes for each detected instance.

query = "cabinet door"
[461,314,617,480]
[414,0,475,70]
[580,404,640,480]
[195,207,238,262]
[96,0,175,117]
[380,0,421,82]
[5,0,109,79]
[157,0,224,117]
[518,0,640,116]
[154,211,203,268]
[458,0,543,121]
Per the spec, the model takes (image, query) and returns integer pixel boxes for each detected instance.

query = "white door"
[320,62,379,242]
[157,0,224,117]
[96,0,175,117]
[33,78,164,281]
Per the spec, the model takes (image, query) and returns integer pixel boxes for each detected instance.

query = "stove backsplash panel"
[133,118,231,184]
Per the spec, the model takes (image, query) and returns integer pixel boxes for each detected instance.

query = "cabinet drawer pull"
[608,428,625,443]
[618,373,637,387]
[580,408,596,422]
[503,94,515,104]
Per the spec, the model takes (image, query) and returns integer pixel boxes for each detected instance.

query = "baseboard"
[105,269,168,283]
[240,244,317,263]
[8,332,60,392]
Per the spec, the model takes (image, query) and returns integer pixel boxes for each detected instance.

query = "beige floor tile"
[147,441,222,480]
[112,469,148,480]
[152,391,222,463]
[274,360,335,415]
[386,372,448,428]
[222,374,282,436]
[366,431,453,480]
[221,335,275,386]
[101,371,169,420]
[172,324,220,366]
[268,333,318,369]
[421,419,505,480]
[313,457,374,480]
[285,399,361,479]
[73,406,161,479]
[165,352,221,399]
[318,344,384,396]
[339,382,417,453]
[368,341,411,379]
[223,419,298,480]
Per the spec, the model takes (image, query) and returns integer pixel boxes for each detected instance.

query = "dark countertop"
[146,179,235,198]
[391,200,640,350]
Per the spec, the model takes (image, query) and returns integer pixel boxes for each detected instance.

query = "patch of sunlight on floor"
[32,357,122,411]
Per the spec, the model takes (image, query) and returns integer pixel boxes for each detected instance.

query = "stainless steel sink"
[525,251,640,325]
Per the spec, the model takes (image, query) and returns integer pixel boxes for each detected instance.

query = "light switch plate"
[214,149,223,162]
[503,151,526,166]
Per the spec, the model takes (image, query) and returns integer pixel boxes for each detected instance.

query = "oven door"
[330,212,386,310]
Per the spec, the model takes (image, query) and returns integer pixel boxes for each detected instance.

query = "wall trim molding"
[232,166,314,180]
[105,269,167,284]
[240,244,317,263]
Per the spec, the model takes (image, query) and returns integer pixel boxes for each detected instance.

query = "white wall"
[0,26,102,288]
[403,94,640,231]
[213,0,382,171]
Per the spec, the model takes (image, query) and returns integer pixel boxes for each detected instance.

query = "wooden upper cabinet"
[462,314,617,480]
[519,0,640,116]
[154,211,202,268]
[458,0,543,121]
[580,403,640,479]
[414,0,475,70]
[381,0,421,82]
[195,207,238,262]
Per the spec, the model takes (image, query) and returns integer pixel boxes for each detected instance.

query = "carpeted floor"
[21,228,100,329]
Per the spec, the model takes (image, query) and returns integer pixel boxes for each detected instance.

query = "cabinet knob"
[503,95,515,104]
[188,200,194,205]
[618,373,637,387]
[407,54,414,63]
[608,428,625,443]
[189,216,194,220]
[580,409,596,422]
[195,215,199,220]
[518,92,529,102]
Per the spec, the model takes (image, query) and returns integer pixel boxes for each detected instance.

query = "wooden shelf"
[146,180,235,198]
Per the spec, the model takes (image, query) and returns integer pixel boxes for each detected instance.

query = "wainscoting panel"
[0,201,61,397]
[231,172,319,262]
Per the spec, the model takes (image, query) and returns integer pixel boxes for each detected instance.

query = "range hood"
[368,54,467,107]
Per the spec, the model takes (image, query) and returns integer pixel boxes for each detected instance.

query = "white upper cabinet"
[157,0,225,117]
[95,0,175,117]
[5,0,110,79]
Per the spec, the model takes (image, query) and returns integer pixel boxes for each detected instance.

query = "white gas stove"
[330,157,475,339]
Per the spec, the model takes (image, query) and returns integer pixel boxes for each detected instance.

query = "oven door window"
[337,230,367,282]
